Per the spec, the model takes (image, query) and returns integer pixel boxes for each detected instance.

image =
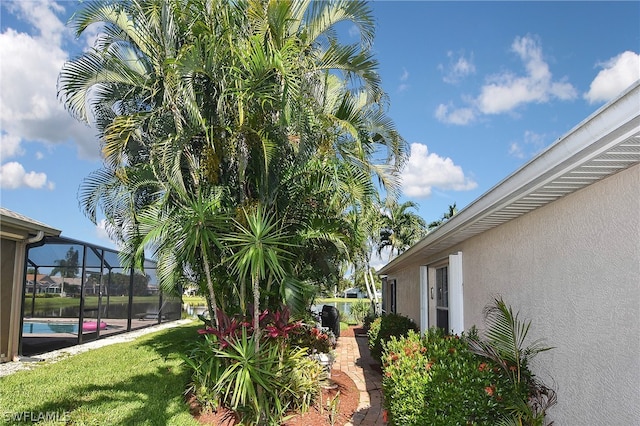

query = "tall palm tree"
[59,0,407,320]
[378,199,427,259]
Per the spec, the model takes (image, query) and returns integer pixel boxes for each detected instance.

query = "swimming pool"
[23,321,78,334]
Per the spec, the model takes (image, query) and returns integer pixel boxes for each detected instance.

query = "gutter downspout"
[8,231,44,361]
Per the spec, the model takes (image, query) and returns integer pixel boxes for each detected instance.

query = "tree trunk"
[252,275,260,351]
[202,251,219,328]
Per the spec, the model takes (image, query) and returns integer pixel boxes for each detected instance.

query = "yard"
[0,323,201,425]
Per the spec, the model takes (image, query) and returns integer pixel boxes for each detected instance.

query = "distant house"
[378,82,639,425]
[24,274,57,294]
[343,287,365,298]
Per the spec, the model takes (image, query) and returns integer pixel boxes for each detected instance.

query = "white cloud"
[401,143,477,198]
[0,132,24,159]
[477,35,577,114]
[0,161,53,189]
[508,142,525,159]
[435,35,578,125]
[0,1,100,160]
[584,51,640,104]
[434,103,476,125]
[397,67,410,92]
[441,51,476,84]
[508,130,547,159]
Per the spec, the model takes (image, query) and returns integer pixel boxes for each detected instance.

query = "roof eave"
[379,80,640,275]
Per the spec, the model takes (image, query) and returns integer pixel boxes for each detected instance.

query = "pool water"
[23,321,78,334]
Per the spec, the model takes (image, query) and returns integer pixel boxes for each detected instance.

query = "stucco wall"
[459,163,639,425]
[386,163,639,424]
[383,260,422,325]
[0,239,17,361]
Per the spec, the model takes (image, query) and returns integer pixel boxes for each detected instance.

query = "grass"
[0,322,201,425]
[24,295,163,310]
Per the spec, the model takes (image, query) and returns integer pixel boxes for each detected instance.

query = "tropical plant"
[350,299,371,325]
[224,205,295,348]
[60,0,407,322]
[51,246,80,278]
[428,203,458,230]
[381,329,524,426]
[368,313,419,362]
[468,297,557,426]
[211,328,289,425]
[378,199,427,259]
[182,333,225,412]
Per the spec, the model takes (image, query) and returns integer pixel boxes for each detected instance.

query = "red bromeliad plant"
[198,306,303,348]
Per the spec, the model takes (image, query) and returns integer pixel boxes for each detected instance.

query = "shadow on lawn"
[9,323,203,425]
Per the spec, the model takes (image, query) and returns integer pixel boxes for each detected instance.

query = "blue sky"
[1,1,639,267]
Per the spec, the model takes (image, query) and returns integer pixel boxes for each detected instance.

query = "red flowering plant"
[198,306,303,348]
[290,323,335,355]
[381,328,520,426]
[198,309,248,348]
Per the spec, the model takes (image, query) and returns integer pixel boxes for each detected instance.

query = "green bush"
[278,349,323,413]
[349,299,371,325]
[182,334,224,411]
[381,329,525,426]
[368,313,419,362]
[184,309,328,425]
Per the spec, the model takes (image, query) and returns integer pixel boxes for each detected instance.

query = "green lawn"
[25,295,163,311]
[0,322,201,425]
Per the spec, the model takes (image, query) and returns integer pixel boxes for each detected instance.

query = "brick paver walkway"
[333,333,385,426]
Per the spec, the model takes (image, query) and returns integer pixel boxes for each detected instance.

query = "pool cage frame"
[20,235,181,356]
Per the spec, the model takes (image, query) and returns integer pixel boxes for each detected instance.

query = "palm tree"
[428,203,458,230]
[378,199,427,259]
[59,0,406,321]
[225,204,294,348]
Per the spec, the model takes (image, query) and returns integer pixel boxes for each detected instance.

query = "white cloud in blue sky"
[397,67,410,92]
[440,51,476,84]
[0,161,54,190]
[435,35,579,125]
[401,143,477,198]
[1,0,638,248]
[508,130,547,160]
[0,0,99,190]
[584,51,640,104]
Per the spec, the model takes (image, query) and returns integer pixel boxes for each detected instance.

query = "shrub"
[368,313,419,362]
[290,323,336,354]
[278,349,324,413]
[182,333,224,411]
[349,299,371,325]
[381,329,524,426]
[468,297,556,425]
[185,306,328,425]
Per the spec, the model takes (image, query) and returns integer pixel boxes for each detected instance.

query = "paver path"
[333,333,385,426]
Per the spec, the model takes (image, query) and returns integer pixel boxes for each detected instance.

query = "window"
[431,252,463,335]
[435,266,449,332]
[390,279,397,314]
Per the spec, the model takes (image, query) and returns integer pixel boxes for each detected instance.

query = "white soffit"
[379,81,640,274]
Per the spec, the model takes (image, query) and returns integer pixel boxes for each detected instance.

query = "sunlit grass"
[0,322,201,425]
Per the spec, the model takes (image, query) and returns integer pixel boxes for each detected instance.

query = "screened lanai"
[21,235,181,357]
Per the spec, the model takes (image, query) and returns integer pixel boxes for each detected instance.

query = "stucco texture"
[386,163,640,425]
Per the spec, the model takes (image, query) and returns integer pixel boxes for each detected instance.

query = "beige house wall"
[386,163,639,425]
[0,239,18,362]
[383,259,422,324]
[460,163,639,425]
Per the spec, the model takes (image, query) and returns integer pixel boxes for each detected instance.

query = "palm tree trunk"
[252,275,260,351]
[202,251,220,328]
